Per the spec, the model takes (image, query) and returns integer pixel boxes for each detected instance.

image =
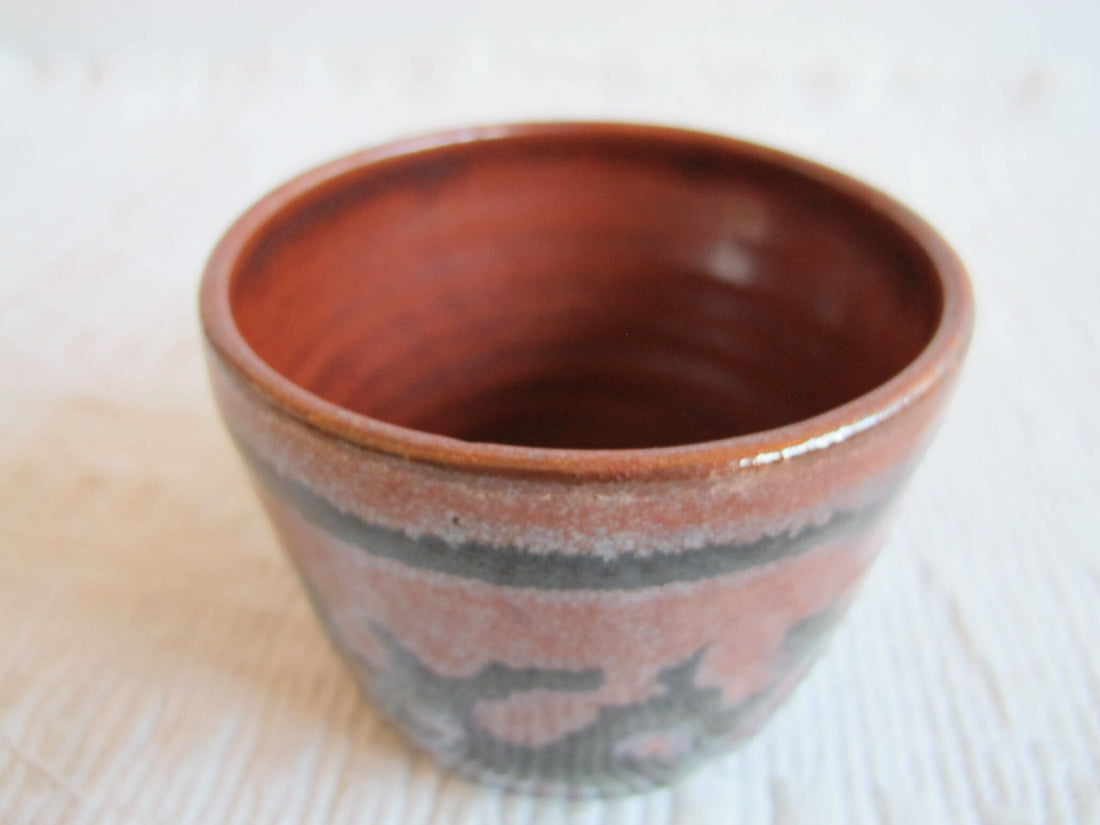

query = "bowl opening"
[228,132,943,450]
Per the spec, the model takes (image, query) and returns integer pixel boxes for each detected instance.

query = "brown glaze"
[227,128,940,451]
[200,123,973,795]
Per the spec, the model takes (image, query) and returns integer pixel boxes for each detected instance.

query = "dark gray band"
[235,437,896,590]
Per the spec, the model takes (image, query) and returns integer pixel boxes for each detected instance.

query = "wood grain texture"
[2,8,1098,821]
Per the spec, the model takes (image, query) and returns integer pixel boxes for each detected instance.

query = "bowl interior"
[229,132,942,450]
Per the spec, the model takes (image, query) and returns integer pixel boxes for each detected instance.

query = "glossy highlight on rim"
[200,122,974,482]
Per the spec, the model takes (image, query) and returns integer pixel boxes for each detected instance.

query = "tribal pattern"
[356,602,845,794]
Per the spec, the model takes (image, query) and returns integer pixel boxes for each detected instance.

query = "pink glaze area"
[261,484,883,749]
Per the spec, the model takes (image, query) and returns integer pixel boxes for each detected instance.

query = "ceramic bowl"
[200,122,973,796]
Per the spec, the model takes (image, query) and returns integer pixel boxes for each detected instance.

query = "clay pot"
[200,123,973,796]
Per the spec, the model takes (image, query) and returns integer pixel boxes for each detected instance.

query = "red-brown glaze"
[228,130,938,451]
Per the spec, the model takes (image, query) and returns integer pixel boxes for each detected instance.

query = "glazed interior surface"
[231,134,942,449]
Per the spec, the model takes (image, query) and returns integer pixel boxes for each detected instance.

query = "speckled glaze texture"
[200,123,973,796]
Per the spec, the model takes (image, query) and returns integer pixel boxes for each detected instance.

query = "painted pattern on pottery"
[249,446,887,794]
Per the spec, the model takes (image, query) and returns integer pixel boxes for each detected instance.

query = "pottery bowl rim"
[200,121,973,483]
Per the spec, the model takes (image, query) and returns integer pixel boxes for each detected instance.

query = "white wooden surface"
[2,3,1099,822]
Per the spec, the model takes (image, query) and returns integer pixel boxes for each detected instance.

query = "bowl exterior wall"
[207,346,953,795]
